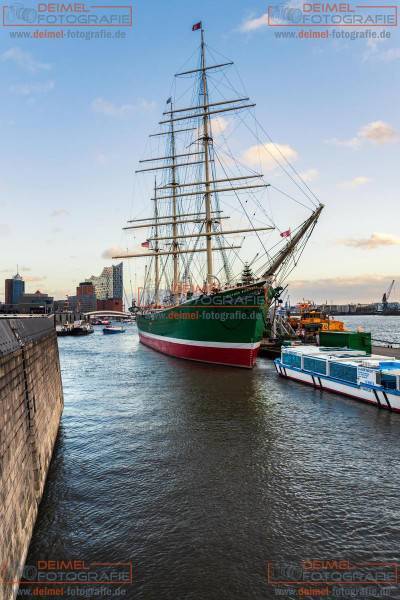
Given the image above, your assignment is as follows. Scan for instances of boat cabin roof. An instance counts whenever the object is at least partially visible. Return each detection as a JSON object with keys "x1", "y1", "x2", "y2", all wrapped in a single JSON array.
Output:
[{"x1": 282, "y1": 345, "x2": 398, "y2": 369}]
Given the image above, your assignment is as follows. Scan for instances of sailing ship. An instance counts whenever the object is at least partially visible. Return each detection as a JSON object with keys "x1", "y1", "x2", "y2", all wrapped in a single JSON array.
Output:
[{"x1": 114, "y1": 23, "x2": 323, "y2": 368}]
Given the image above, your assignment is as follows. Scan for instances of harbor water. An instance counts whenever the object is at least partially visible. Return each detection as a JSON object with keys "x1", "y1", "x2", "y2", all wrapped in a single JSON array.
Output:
[{"x1": 26, "y1": 316, "x2": 400, "y2": 599}]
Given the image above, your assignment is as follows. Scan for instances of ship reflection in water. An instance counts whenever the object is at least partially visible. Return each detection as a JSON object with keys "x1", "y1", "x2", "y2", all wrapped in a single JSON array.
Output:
[{"x1": 27, "y1": 323, "x2": 400, "y2": 599}]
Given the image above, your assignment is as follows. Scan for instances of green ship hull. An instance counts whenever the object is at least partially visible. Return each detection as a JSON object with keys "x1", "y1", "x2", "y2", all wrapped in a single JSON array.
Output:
[{"x1": 137, "y1": 281, "x2": 267, "y2": 368}]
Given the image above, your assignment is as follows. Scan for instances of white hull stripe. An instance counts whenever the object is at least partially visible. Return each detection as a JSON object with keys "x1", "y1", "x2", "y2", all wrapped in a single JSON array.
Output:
[{"x1": 139, "y1": 330, "x2": 260, "y2": 350}]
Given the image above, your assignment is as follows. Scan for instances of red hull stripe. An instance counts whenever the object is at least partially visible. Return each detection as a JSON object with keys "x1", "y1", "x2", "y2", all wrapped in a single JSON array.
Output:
[{"x1": 139, "y1": 332, "x2": 259, "y2": 368}]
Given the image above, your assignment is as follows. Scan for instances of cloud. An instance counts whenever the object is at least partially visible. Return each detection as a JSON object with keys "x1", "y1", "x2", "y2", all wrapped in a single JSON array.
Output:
[
  {"x1": 339, "y1": 232, "x2": 400, "y2": 250},
  {"x1": 242, "y1": 142, "x2": 298, "y2": 171},
  {"x1": 92, "y1": 97, "x2": 156, "y2": 118},
  {"x1": 299, "y1": 168, "x2": 319, "y2": 182},
  {"x1": 50, "y1": 208, "x2": 69, "y2": 217},
  {"x1": 1, "y1": 47, "x2": 51, "y2": 73},
  {"x1": 326, "y1": 136, "x2": 360, "y2": 149},
  {"x1": 359, "y1": 121, "x2": 398, "y2": 144},
  {"x1": 9, "y1": 80, "x2": 55, "y2": 96},
  {"x1": 240, "y1": 13, "x2": 270, "y2": 32},
  {"x1": 327, "y1": 120, "x2": 398, "y2": 148},
  {"x1": 338, "y1": 176, "x2": 372, "y2": 188},
  {"x1": 102, "y1": 246, "x2": 131, "y2": 259},
  {"x1": 210, "y1": 116, "x2": 229, "y2": 136}
]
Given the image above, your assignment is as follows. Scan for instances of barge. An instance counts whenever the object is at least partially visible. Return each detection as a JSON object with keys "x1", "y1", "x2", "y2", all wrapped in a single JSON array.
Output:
[{"x1": 274, "y1": 345, "x2": 400, "y2": 412}]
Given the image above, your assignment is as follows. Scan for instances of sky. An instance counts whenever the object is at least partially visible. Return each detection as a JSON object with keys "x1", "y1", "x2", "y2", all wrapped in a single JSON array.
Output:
[{"x1": 0, "y1": 0, "x2": 399, "y2": 304}]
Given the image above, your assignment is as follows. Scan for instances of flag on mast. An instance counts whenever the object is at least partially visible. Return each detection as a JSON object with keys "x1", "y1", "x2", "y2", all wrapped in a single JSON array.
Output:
[
  {"x1": 280, "y1": 229, "x2": 291, "y2": 238},
  {"x1": 166, "y1": 97, "x2": 172, "y2": 104},
  {"x1": 141, "y1": 240, "x2": 150, "y2": 248},
  {"x1": 192, "y1": 21, "x2": 202, "y2": 31}
]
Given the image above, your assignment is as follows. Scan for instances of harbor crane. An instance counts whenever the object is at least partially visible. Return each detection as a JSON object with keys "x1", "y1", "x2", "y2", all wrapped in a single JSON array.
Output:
[{"x1": 382, "y1": 280, "x2": 395, "y2": 310}]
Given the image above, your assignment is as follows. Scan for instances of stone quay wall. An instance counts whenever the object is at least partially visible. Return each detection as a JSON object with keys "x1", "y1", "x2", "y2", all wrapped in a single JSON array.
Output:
[{"x1": 0, "y1": 318, "x2": 64, "y2": 600}]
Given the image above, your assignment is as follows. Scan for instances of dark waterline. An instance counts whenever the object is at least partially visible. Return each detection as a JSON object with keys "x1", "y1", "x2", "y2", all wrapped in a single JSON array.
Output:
[{"x1": 27, "y1": 320, "x2": 400, "y2": 599}]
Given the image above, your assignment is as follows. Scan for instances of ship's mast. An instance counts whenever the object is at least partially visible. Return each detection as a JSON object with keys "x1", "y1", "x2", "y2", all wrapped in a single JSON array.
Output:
[
  {"x1": 153, "y1": 178, "x2": 160, "y2": 306},
  {"x1": 169, "y1": 101, "x2": 179, "y2": 300},
  {"x1": 200, "y1": 27, "x2": 214, "y2": 289}
]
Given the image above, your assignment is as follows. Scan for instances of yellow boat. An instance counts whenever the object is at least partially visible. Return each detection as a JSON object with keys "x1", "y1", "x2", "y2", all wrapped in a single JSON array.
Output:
[{"x1": 289, "y1": 302, "x2": 346, "y2": 334}]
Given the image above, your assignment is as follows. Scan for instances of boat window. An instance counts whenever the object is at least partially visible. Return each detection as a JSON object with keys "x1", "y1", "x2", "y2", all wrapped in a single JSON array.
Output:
[
  {"x1": 381, "y1": 374, "x2": 397, "y2": 390},
  {"x1": 330, "y1": 362, "x2": 358, "y2": 384},
  {"x1": 303, "y1": 356, "x2": 327, "y2": 375},
  {"x1": 282, "y1": 353, "x2": 301, "y2": 368}
]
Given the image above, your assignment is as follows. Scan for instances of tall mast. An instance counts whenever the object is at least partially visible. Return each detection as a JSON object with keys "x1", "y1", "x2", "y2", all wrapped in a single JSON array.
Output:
[
  {"x1": 200, "y1": 27, "x2": 214, "y2": 289},
  {"x1": 153, "y1": 178, "x2": 160, "y2": 306},
  {"x1": 169, "y1": 101, "x2": 179, "y2": 300}
]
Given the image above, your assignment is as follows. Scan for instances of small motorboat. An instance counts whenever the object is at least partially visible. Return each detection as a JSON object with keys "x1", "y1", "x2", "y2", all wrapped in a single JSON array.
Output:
[
  {"x1": 103, "y1": 326, "x2": 126, "y2": 335},
  {"x1": 56, "y1": 321, "x2": 94, "y2": 337}
]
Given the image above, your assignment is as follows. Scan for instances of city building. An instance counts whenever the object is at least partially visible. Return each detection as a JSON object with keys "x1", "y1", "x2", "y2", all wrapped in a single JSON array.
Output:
[
  {"x1": 5, "y1": 272, "x2": 25, "y2": 305},
  {"x1": 53, "y1": 299, "x2": 69, "y2": 313},
  {"x1": 96, "y1": 298, "x2": 123, "y2": 312},
  {"x1": 87, "y1": 262, "x2": 123, "y2": 310},
  {"x1": 76, "y1": 281, "x2": 97, "y2": 313},
  {"x1": 18, "y1": 290, "x2": 54, "y2": 314}
]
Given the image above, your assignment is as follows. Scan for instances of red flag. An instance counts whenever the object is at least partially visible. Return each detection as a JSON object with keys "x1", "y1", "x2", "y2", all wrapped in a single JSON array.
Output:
[
  {"x1": 141, "y1": 240, "x2": 150, "y2": 248},
  {"x1": 192, "y1": 21, "x2": 202, "y2": 31},
  {"x1": 280, "y1": 229, "x2": 291, "y2": 238}
]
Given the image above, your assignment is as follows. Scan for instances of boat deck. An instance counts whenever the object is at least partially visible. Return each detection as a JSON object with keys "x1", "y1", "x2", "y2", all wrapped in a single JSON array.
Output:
[{"x1": 259, "y1": 341, "x2": 400, "y2": 360}]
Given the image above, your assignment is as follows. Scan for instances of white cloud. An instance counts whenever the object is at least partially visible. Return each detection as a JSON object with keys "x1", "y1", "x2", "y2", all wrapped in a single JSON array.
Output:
[
  {"x1": 50, "y1": 208, "x2": 69, "y2": 218},
  {"x1": 9, "y1": 80, "x2": 55, "y2": 96},
  {"x1": 339, "y1": 232, "x2": 400, "y2": 250},
  {"x1": 326, "y1": 120, "x2": 398, "y2": 149},
  {"x1": 240, "y1": 13, "x2": 270, "y2": 32},
  {"x1": 1, "y1": 47, "x2": 50, "y2": 73},
  {"x1": 242, "y1": 142, "x2": 298, "y2": 171},
  {"x1": 359, "y1": 121, "x2": 398, "y2": 144},
  {"x1": 299, "y1": 168, "x2": 319, "y2": 182},
  {"x1": 102, "y1": 246, "x2": 130, "y2": 259},
  {"x1": 326, "y1": 136, "x2": 360, "y2": 149},
  {"x1": 92, "y1": 97, "x2": 156, "y2": 118},
  {"x1": 338, "y1": 176, "x2": 372, "y2": 188},
  {"x1": 210, "y1": 116, "x2": 229, "y2": 136}
]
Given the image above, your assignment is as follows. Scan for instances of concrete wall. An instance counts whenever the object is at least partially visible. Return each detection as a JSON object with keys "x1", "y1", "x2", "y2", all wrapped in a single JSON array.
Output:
[{"x1": 0, "y1": 318, "x2": 64, "y2": 600}]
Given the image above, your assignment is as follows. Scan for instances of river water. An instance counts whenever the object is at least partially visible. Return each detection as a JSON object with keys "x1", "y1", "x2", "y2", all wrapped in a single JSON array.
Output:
[
  {"x1": 26, "y1": 317, "x2": 400, "y2": 599},
  {"x1": 341, "y1": 314, "x2": 400, "y2": 346}
]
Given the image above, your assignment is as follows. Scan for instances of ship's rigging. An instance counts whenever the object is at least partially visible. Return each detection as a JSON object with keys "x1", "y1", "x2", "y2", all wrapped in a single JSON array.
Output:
[{"x1": 113, "y1": 25, "x2": 323, "y2": 307}]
